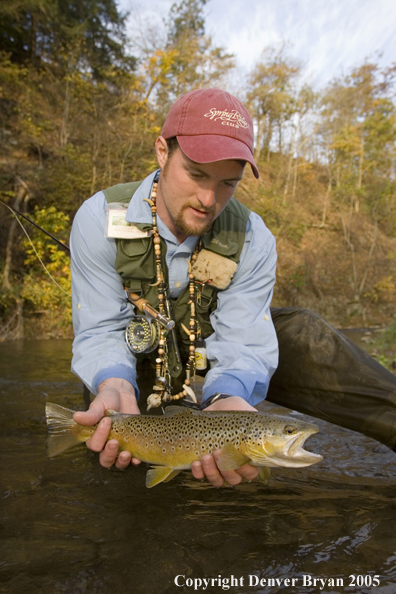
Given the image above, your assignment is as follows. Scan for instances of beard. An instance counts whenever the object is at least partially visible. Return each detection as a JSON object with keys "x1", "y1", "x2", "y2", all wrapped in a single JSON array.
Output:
[{"x1": 173, "y1": 202, "x2": 215, "y2": 238}]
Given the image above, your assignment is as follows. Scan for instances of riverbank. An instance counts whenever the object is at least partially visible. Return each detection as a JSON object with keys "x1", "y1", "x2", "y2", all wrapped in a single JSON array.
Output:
[
  {"x1": 3, "y1": 316, "x2": 395, "y2": 375},
  {"x1": 353, "y1": 323, "x2": 396, "y2": 374}
]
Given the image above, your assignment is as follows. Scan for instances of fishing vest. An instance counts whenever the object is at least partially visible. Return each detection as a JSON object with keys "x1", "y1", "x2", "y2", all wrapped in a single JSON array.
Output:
[{"x1": 103, "y1": 180, "x2": 250, "y2": 381}]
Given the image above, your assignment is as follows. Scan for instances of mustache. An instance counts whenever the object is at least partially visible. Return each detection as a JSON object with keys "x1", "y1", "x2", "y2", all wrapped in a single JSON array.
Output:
[{"x1": 184, "y1": 201, "x2": 215, "y2": 215}]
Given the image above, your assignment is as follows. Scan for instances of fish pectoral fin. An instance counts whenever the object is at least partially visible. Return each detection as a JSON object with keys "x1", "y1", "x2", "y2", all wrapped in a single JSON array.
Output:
[
  {"x1": 162, "y1": 469, "x2": 182, "y2": 483},
  {"x1": 262, "y1": 440, "x2": 276, "y2": 456},
  {"x1": 239, "y1": 442, "x2": 273, "y2": 465},
  {"x1": 257, "y1": 466, "x2": 271, "y2": 484},
  {"x1": 146, "y1": 466, "x2": 178, "y2": 488},
  {"x1": 216, "y1": 444, "x2": 251, "y2": 472}
]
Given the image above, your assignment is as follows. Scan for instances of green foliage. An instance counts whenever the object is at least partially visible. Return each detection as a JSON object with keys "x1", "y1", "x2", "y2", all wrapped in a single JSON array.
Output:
[
  {"x1": 0, "y1": 2, "x2": 395, "y2": 337},
  {"x1": 247, "y1": 45, "x2": 302, "y2": 156},
  {"x1": 21, "y1": 206, "x2": 72, "y2": 327},
  {"x1": 359, "y1": 323, "x2": 396, "y2": 372},
  {"x1": 378, "y1": 323, "x2": 396, "y2": 349},
  {"x1": 144, "y1": 0, "x2": 234, "y2": 112},
  {"x1": 288, "y1": 265, "x2": 307, "y2": 289},
  {"x1": 0, "y1": 0, "x2": 135, "y2": 79},
  {"x1": 321, "y1": 62, "x2": 396, "y2": 198}
]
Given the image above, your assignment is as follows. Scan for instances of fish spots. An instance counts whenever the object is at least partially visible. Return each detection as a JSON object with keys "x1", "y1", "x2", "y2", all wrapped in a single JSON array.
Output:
[{"x1": 105, "y1": 409, "x2": 315, "y2": 471}]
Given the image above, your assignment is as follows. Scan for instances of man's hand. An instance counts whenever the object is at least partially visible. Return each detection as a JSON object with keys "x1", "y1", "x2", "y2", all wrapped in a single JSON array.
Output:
[
  {"x1": 191, "y1": 396, "x2": 259, "y2": 487},
  {"x1": 73, "y1": 378, "x2": 141, "y2": 470}
]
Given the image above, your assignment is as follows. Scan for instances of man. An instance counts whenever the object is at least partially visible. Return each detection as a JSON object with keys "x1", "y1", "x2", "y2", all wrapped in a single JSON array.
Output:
[
  {"x1": 70, "y1": 88, "x2": 396, "y2": 487},
  {"x1": 70, "y1": 88, "x2": 278, "y2": 486}
]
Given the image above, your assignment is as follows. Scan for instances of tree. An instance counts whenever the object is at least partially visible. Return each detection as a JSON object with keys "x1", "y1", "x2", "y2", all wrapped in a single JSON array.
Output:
[
  {"x1": 319, "y1": 62, "x2": 396, "y2": 301},
  {"x1": 20, "y1": 206, "x2": 72, "y2": 337},
  {"x1": 321, "y1": 62, "x2": 396, "y2": 213},
  {"x1": 0, "y1": 0, "x2": 136, "y2": 79},
  {"x1": 140, "y1": 0, "x2": 234, "y2": 114},
  {"x1": 247, "y1": 46, "x2": 301, "y2": 161}
]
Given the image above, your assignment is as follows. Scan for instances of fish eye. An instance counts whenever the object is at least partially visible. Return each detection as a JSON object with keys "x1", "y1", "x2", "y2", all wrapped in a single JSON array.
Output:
[{"x1": 284, "y1": 425, "x2": 297, "y2": 435}]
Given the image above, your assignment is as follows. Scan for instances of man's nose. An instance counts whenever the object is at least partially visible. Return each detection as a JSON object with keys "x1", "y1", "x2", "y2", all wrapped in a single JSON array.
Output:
[{"x1": 197, "y1": 187, "x2": 216, "y2": 209}]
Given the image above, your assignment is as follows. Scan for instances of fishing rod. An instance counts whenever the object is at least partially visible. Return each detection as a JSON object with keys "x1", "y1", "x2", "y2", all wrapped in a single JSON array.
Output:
[{"x1": 0, "y1": 198, "x2": 70, "y2": 252}]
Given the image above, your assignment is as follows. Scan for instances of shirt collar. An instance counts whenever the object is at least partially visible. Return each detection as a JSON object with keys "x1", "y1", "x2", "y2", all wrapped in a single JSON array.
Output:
[{"x1": 125, "y1": 170, "x2": 158, "y2": 225}]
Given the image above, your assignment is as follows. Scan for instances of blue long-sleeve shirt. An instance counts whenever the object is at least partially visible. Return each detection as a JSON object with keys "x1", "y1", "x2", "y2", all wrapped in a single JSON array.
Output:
[{"x1": 70, "y1": 171, "x2": 278, "y2": 406}]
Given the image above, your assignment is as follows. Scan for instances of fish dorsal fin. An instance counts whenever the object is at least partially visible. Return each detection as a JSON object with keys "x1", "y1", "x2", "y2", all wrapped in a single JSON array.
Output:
[
  {"x1": 105, "y1": 410, "x2": 138, "y2": 418},
  {"x1": 163, "y1": 406, "x2": 192, "y2": 416},
  {"x1": 257, "y1": 466, "x2": 271, "y2": 484},
  {"x1": 146, "y1": 466, "x2": 177, "y2": 488},
  {"x1": 216, "y1": 443, "x2": 251, "y2": 472}
]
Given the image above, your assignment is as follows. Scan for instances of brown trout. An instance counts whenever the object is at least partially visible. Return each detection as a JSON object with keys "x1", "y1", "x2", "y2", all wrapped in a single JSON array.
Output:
[{"x1": 45, "y1": 403, "x2": 322, "y2": 488}]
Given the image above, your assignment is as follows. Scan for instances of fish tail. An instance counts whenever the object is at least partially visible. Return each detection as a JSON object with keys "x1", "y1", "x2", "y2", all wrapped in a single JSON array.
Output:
[{"x1": 45, "y1": 402, "x2": 91, "y2": 457}]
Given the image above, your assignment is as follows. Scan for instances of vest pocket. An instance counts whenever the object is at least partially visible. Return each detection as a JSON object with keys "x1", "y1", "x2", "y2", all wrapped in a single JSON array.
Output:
[{"x1": 119, "y1": 237, "x2": 151, "y2": 257}]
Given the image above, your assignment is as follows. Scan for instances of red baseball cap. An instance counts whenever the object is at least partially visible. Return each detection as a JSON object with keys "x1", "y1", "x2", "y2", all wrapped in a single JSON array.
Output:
[{"x1": 161, "y1": 88, "x2": 259, "y2": 179}]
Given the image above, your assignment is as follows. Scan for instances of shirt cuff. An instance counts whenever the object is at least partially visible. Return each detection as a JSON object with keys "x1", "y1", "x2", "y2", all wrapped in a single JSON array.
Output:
[
  {"x1": 201, "y1": 371, "x2": 270, "y2": 408},
  {"x1": 92, "y1": 364, "x2": 139, "y2": 398}
]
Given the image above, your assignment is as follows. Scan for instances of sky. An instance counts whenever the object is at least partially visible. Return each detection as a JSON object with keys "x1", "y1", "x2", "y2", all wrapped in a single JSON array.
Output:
[{"x1": 119, "y1": 0, "x2": 396, "y2": 90}]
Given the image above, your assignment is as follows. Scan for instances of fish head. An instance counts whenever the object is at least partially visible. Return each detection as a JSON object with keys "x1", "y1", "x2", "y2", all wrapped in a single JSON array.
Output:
[{"x1": 248, "y1": 414, "x2": 323, "y2": 468}]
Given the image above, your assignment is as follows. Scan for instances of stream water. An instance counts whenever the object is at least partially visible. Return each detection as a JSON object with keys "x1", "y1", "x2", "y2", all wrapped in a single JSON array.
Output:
[{"x1": 1, "y1": 339, "x2": 395, "y2": 594}]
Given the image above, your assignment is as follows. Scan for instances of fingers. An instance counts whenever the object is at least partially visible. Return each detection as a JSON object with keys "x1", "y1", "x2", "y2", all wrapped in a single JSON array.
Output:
[
  {"x1": 73, "y1": 401, "x2": 106, "y2": 426},
  {"x1": 99, "y1": 443, "x2": 131, "y2": 470},
  {"x1": 98, "y1": 439, "x2": 120, "y2": 468},
  {"x1": 85, "y1": 416, "x2": 112, "y2": 452},
  {"x1": 233, "y1": 462, "x2": 259, "y2": 482},
  {"x1": 191, "y1": 452, "x2": 259, "y2": 487},
  {"x1": 192, "y1": 455, "x2": 225, "y2": 488},
  {"x1": 72, "y1": 390, "x2": 141, "y2": 470},
  {"x1": 98, "y1": 443, "x2": 141, "y2": 469},
  {"x1": 75, "y1": 404, "x2": 141, "y2": 470}
]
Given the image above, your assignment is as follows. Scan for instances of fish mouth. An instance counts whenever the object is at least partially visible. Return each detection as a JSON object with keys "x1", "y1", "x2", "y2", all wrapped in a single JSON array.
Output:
[{"x1": 272, "y1": 426, "x2": 323, "y2": 468}]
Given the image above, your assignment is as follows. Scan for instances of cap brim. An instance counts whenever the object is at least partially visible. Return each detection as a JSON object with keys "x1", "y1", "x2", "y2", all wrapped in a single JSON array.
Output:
[{"x1": 177, "y1": 135, "x2": 259, "y2": 179}]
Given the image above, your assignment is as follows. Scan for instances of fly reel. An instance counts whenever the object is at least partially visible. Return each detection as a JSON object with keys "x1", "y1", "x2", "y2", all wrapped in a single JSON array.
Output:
[{"x1": 125, "y1": 316, "x2": 160, "y2": 354}]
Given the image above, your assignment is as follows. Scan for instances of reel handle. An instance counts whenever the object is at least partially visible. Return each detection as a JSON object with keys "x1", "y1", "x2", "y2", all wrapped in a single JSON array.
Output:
[{"x1": 126, "y1": 291, "x2": 175, "y2": 331}]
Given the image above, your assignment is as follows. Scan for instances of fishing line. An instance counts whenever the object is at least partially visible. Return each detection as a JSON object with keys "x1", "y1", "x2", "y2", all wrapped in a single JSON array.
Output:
[
  {"x1": 0, "y1": 198, "x2": 70, "y2": 252},
  {"x1": 2, "y1": 202, "x2": 71, "y2": 298}
]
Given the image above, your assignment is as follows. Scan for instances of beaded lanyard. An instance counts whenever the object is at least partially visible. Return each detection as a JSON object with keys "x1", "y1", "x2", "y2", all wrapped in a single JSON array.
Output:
[{"x1": 145, "y1": 178, "x2": 199, "y2": 409}]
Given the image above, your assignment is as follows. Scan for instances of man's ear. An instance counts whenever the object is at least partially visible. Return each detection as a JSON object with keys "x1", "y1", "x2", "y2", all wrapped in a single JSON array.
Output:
[{"x1": 155, "y1": 136, "x2": 169, "y2": 169}]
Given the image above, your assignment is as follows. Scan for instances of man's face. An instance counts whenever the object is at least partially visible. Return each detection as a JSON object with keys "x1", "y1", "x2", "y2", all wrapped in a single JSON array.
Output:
[{"x1": 155, "y1": 137, "x2": 245, "y2": 243}]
